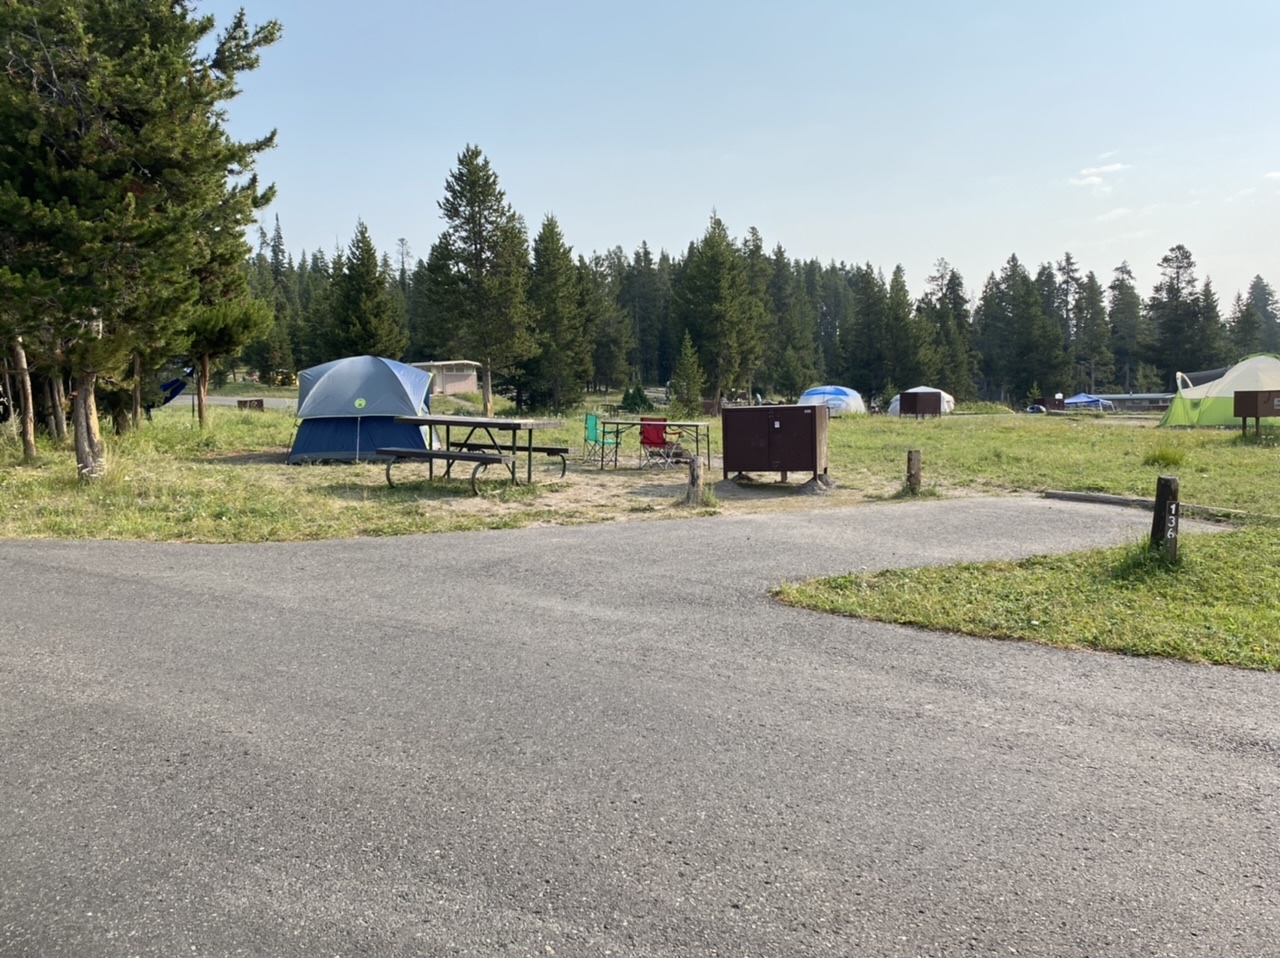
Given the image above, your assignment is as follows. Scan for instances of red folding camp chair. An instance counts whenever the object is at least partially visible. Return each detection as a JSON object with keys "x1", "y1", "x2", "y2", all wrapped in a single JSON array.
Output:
[{"x1": 639, "y1": 417, "x2": 679, "y2": 468}]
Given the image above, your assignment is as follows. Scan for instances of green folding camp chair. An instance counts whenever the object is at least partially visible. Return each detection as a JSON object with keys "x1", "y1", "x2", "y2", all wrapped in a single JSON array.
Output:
[{"x1": 583, "y1": 412, "x2": 619, "y2": 464}]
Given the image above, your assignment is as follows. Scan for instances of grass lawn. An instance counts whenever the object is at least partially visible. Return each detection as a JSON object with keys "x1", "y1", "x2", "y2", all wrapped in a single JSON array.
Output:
[{"x1": 775, "y1": 529, "x2": 1280, "y2": 671}]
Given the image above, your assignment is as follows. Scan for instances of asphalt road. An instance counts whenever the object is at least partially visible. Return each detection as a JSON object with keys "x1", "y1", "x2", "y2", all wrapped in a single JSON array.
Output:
[
  {"x1": 2, "y1": 498, "x2": 1276, "y2": 957},
  {"x1": 204, "y1": 394, "x2": 295, "y2": 411}
]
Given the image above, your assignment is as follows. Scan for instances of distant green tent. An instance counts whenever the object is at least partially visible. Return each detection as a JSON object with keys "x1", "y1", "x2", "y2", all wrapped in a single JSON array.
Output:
[{"x1": 1159, "y1": 354, "x2": 1280, "y2": 427}]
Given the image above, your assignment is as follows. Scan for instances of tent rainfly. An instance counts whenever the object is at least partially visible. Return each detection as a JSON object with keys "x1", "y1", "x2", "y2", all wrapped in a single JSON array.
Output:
[
  {"x1": 797, "y1": 385, "x2": 866, "y2": 416},
  {"x1": 1159, "y1": 354, "x2": 1280, "y2": 428},
  {"x1": 886, "y1": 386, "x2": 956, "y2": 416},
  {"x1": 288, "y1": 355, "x2": 434, "y2": 464}
]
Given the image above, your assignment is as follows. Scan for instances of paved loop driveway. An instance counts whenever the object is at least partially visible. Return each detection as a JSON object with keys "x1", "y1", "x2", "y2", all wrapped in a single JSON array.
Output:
[{"x1": 2, "y1": 498, "x2": 1275, "y2": 957}]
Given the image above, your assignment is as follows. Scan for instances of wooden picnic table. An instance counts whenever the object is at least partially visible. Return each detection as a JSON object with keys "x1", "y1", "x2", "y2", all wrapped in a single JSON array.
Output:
[{"x1": 394, "y1": 414, "x2": 565, "y2": 485}]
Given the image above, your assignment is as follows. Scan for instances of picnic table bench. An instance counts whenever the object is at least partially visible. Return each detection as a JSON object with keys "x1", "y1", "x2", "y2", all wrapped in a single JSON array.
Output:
[
  {"x1": 376, "y1": 446, "x2": 516, "y2": 495},
  {"x1": 448, "y1": 441, "x2": 570, "y2": 478}
]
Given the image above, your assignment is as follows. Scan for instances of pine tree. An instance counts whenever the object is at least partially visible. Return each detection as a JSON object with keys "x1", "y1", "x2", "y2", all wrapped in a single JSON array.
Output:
[
  {"x1": 885, "y1": 264, "x2": 938, "y2": 390},
  {"x1": 917, "y1": 260, "x2": 976, "y2": 401},
  {"x1": 1197, "y1": 277, "x2": 1227, "y2": 370},
  {"x1": 1229, "y1": 293, "x2": 1263, "y2": 359},
  {"x1": 763, "y1": 243, "x2": 816, "y2": 399},
  {"x1": 1246, "y1": 275, "x2": 1279, "y2": 353},
  {"x1": 433, "y1": 145, "x2": 535, "y2": 415},
  {"x1": 844, "y1": 264, "x2": 890, "y2": 396},
  {"x1": 671, "y1": 214, "x2": 763, "y2": 403},
  {"x1": 1149, "y1": 245, "x2": 1202, "y2": 386},
  {"x1": 1073, "y1": 272, "x2": 1112, "y2": 392},
  {"x1": 581, "y1": 254, "x2": 631, "y2": 392},
  {"x1": 322, "y1": 221, "x2": 408, "y2": 361},
  {"x1": 520, "y1": 215, "x2": 589, "y2": 411},
  {"x1": 187, "y1": 298, "x2": 273, "y2": 425},
  {"x1": 1107, "y1": 262, "x2": 1150, "y2": 392},
  {"x1": 668, "y1": 331, "x2": 706, "y2": 419},
  {"x1": 0, "y1": 1, "x2": 279, "y2": 476}
]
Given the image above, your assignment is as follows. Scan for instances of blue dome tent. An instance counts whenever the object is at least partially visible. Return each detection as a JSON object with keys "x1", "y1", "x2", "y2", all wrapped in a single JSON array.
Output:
[
  {"x1": 288, "y1": 356, "x2": 433, "y2": 464},
  {"x1": 797, "y1": 385, "x2": 866, "y2": 416}
]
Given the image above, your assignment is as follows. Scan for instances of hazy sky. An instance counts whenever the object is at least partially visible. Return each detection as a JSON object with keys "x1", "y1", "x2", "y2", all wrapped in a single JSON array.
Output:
[{"x1": 201, "y1": 0, "x2": 1280, "y2": 302}]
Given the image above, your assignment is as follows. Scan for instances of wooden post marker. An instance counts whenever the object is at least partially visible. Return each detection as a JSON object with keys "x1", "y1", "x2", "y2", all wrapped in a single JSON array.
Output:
[
  {"x1": 1150, "y1": 475, "x2": 1179, "y2": 561},
  {"x1": 907, "y1": 449, "x2": 922, "y2": 493},
  {"x1": 684, "y1": 454, "x2": 704, "y2": 506}
]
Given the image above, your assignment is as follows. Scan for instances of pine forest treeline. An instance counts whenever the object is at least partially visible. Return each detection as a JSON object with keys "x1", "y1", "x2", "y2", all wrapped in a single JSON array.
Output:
[{"x1": 242, "y1": 146, "x2": 1280, "y2": 414}]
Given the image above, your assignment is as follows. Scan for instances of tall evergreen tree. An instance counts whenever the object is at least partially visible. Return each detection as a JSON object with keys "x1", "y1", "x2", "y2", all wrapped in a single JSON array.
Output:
[
  {"x1": 1198, "y1": 277, "x2": 1226, "y2": 370},
  {"x1": 884, "y1": 264, "x2": 937, "y2": 391},
  {"x1": 520, "y1": 214, "x2": 589, "y2": 411},
  {"x1": 1073, "y1": 271, "x2": 1112, "y2": 392},
  {"x1": 917, "y1": 260, "x2": 976, "y2": 400},
  {"x1": 671, "y1": 214, "x2": 762, "y2": 403},
  {"x1": 763, "y1": 244, "x2": 817, "y2": 399},
  {"x1": 581, "y1": 253, "x2": 631, "y2": 392},
  {"x1": 844, "y1": 264, "x2": 890, "y2": 396},
  {"x1": 0, "y1": 1, "x2": 280, "y2": 476},
  {"x1": 1246, "y1": 275, "x2": 1279, "y2": 353},
  {"x1": 322, "y1": 221, "x2": 408, "y2": 360},
  {"x1": 1107, "y1": 262, "x2": 1152, "y2": 392},
  {"x1": 617, "y1": 241, "x2": 673, "y2": 385},
  {"x1": 1228, "y1": 292, "x2": 1263, "y2": 359},
  {"x1": 433, "y1": 145, "x2": 535, "y2": 415},
  {"x1": 1148, "y1": 245, "x2": 1204, "y2": 385}
]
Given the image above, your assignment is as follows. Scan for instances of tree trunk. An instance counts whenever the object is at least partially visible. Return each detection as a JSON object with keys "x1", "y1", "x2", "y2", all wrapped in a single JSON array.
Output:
[
  {"x1": 71, "y1": 371, "x2": 105, "y2": 478},
  {"x1": 131, "y1": 352, "x2": 142, "y2": 432},
  {"x1": 43, "y1": 377, "x2": 57, "y2": 436},
  {"x1": 197, "y1": 352, "x2": 210, "y2": 428},
  {"x1": 1, "y1": 355, "x2": 12, "y2": 421},
  {"x1": 50, "y1": 372, "x2": 68, "y2": 440},
  {"x1": 481, "y1": 360, "x2": 494, "y2": 416},
  {"x1": 11, "y1": 338, "x2": 38, "y2": 462}
]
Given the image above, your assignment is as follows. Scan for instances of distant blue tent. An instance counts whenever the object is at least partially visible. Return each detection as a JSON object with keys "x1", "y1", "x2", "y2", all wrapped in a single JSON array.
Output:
[
  {"x1": 288, "y1": 356, "x2": 433, "y2": 464},
  {"x1": 797, "y1": 385, "x2": 866, "y2": 415},
  {"x1": 1063, "y1": 392, "x2": 1115, "y2": 412}
]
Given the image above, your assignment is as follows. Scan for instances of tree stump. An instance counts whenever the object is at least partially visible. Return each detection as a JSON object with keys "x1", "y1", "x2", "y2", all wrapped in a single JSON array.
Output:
[
  {"x1": 907, "y1": 449, "x2": 921, "y2": 493},
  {"x1": 684, "y1": 455, "x2": 704, "y2": 506}
]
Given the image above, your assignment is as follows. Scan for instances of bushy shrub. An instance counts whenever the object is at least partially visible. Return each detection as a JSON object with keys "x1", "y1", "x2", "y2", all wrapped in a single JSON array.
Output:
[{"x1": 620, "y1": 385, "x2": 654, "y2": 413}]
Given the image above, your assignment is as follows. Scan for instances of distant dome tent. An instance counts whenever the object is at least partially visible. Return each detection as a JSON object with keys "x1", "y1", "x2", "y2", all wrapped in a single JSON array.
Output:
[
  {"x1": 288, "y1": 355, "x2": 434, "y2": 464},
  {"x1": 886, "y1": 386, "x2": 955, "y2": 416},
  {"x1": 797, "y1": 385, "x2": 866, "y2": 416},
  {"x1": 1159, "y1": 355, "x2": 1280, "y2": 428}
]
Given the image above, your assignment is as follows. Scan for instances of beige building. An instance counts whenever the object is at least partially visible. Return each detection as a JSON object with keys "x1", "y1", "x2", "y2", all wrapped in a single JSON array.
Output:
[{"x1": 411, "y1": 360, "x2": 480, "y2": 396}]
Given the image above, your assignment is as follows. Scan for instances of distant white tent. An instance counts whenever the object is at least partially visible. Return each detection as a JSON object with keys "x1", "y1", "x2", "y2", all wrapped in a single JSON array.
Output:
[
  {"x1": 798, "y1": 385, "x2": 866, "y2": 416},
  {"x1": 886, "y1": 386, "x2": 955, "y2": 417}
]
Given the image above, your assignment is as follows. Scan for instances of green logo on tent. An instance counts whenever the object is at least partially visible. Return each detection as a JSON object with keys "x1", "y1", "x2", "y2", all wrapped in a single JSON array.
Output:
[{"x1": 354, "y1": 397, "x2": 366, "y2": 409}]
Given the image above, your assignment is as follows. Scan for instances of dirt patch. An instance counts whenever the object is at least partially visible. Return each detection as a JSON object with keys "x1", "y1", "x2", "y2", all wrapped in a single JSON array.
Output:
[{"x1": 418, "y1": 455, "x2": 915, "y2": 526}]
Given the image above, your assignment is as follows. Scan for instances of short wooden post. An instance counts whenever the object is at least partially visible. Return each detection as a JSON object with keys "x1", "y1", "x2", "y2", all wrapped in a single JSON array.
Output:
[
  {"x1": 1150, "y1": 475, "x2": 1179, "y2": 561},
  {"x1": 907, "y1": 449, "x2": 921, "y2": 493},
  {"x1": 684, "y1": 455, "x2": 704, "y2": 506}
]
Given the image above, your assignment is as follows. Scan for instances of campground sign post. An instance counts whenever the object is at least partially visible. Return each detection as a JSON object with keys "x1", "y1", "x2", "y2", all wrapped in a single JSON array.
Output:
[{"x1": 1151, "y1": 475, "x2": 1179, "y2": 562}]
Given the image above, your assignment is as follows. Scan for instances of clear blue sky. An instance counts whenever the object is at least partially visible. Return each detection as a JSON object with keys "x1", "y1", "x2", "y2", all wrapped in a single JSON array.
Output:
[{"x1": 202, "y1": 0, "x2": 1280, "y2": 303}]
